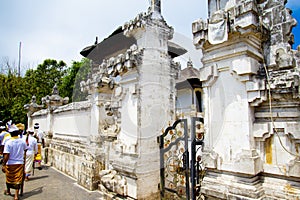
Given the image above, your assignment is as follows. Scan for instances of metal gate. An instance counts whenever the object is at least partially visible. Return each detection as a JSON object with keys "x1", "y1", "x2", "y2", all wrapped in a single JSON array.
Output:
[{"x1": 159, "y1": 117, "x2": 205, "y2": 200}]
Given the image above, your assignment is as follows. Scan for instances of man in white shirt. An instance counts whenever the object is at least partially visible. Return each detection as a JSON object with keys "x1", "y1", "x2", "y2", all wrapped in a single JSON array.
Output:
[
  {"x1": 33, "y1": 123, "x2": 44, "y2": 170},
  {"x1": 33, "y1": 123, "x2": 44, "y2": 147},
  {"x1": 0, "y1": 121, "x2": 10, "y2": 152},
  {"x1": 2, "y1": 125, "x2": 27, "y2": 200},
  {"x1": 0, "y1": 121, "x2": 10, "y2": 165}
]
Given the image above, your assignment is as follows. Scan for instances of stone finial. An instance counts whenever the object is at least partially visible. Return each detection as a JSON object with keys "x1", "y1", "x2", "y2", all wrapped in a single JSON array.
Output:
[
  {"x1": 149, "y1": 0, "x2": 163, "y2": 19},
  {"x1": 52, "y1": 83, "x2": 59, "y2": 95},
  {"x1": 24, "y1": 95, "x2": 44, "y2": 114},
  {"x1": 31, "y1": 95, "x2": 37, "y2": 103},
  {"x1": 187, "y1": 58, "x2": 193, "y2": 68},
  {"x1": 151, "y1": 0, "x2": 161, "y2": 14},
  {"x1": 41, "y1": 84, "x2": 69, "y2": 111}
]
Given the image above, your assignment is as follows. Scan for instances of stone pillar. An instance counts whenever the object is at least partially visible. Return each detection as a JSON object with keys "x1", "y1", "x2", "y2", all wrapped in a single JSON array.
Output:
[
  {"x1": 46, "y1": 109, "x2": 53, "y2": 137},
  {"x1": 120, "y1": 13, "x2": 175, "y2": 199},
  {"x1": 194, "y1": 0, "x2": 264, "y2": 174},
  {"x1": 137, "y1": 27, "x2": 173, "y2": 200},
  {"x1": 27, "y1": 113, "x2": 33, "y2": 128},
  {"x1": 193, "y1": 1, "x2": 265, "y2": 199},
  {"x1": 89, "y1": 92, "x2": 100, "y2": 142}
]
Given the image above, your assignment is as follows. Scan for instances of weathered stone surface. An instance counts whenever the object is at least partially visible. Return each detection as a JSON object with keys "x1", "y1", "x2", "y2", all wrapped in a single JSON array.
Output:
[
  {"x1": 28, "y1": 5, "x2": 178, "y2": 200},
  {"x1": 193, "y1": 0, "x2": 300, "y2": 199},
  {"x1": 24, "y1": 0, "x2": 300, "y2": 199}
]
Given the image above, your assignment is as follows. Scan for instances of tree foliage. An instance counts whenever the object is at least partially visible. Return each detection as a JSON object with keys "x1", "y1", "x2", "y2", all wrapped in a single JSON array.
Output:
[
  {"x1": 59, "y1": 58, "x2": 91, "y2": 102},
  {"x1": 0, "y1": 58, "x2": 90, "y2": 126},
  {"x1": 24, "y1": 59, "x2": 67, "y2": 104},
  {"x1": 0, "y1": 74, "x2": 28, "y2": 123}
]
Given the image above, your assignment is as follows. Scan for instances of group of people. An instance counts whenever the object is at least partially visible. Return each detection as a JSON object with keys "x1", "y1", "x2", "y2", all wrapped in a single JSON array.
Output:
[{"x1": 0, "y1": 121, "x2": 44, "y2": 200}]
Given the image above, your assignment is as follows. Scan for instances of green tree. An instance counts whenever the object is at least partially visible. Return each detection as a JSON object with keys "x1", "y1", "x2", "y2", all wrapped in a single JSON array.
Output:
[
  {"x1": 24, "y1": 59, "x2": 67, "y2": 105},
  {"x1": 59, "y1": 58, "x2": 91, "y2": 102},
  {"x1": 0, "y1": 59, "x2": 67, "y2": 125},
  {"x1": 0, "y1": 73, "x2": 28, "y2": 124},
  {"x1": 0, "y1": 58, "x2": 92, "y2": 125},
  {"x1": 0, "y1": 74, "x2": 12, "y2": 122}
]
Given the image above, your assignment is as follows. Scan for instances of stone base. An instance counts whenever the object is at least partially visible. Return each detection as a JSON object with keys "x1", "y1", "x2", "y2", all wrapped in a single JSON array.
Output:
[
  {"x1": 201, "y1": 170, "x2": 264, "y2": 200},
  {"x1": 263, "y1": 175, "x2": 300, "y2": 199},
  {"x1": 201, "y1": 169, "x2": 300, "y2": 199},
  {"x1": 46, "y1": 139, "x2": 104, "y2": 191},
  {"x1": 98, "y1": 186, "x2": 159, "y2": 200}
]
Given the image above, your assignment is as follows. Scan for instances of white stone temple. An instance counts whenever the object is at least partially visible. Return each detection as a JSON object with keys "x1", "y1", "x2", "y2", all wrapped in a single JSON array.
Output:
[
  {"x1": 26, "y1": 0, "x2": 300, "y2": 199},
  {"x1": 192, "y1": 0, "x2": 300, "y2": 199}
]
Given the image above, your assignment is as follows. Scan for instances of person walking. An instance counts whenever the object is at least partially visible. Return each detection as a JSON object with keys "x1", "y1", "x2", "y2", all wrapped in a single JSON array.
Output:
[
  {"x1": 0, "y1": 121, "x2": 11, "y2": 154},
  {"x1": 0, "y1": 121, "x2": 11, "y2": 165},
  {"x1": 33, "y1": 123, "x2": 44, "y2": 170},
  {"x1": 16, "y1": 123, "x2": 25, "y2": 139},
  {"x1": 23, "y1": 128, "x2": 37, "y2": 181},
  {"x1": 0, "y1": 121, "x2": 8, "y2": 142},
  {"x1": 2, "y1": 125, "x2": 27, "y2": 200},
  {"x1": 0, "y1": 121, "x2": 8, "y2": 162}
]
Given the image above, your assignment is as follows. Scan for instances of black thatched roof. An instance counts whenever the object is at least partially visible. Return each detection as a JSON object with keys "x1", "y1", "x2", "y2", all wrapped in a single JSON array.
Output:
[{"x1": 80, "y1": 26, "x2": 187, "y2": 64}]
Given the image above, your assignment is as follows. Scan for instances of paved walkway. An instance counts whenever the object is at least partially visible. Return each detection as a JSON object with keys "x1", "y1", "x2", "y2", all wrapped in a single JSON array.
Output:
[{"x1": 0, "y1": 165, "x2": 102, "y2": 200}]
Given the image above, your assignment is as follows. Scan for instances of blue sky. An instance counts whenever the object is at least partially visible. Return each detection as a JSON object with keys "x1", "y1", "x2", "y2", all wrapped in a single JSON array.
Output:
[
  {"x1": 0, "y1": 0, "x2": 205, "y2": 68},
  {"x1": 0, "y1": 0, "x2": 299, "y2": 69},
  {"x1": 287, "y1": 0, "x2": 300, "y2": 49}
]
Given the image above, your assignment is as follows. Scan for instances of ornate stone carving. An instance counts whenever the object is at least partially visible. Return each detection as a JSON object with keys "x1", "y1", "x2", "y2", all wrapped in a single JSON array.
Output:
[
  {"x1": 99, "y1": 170, "x2": 127, "y2": 196},
  {"x1": 80, "y1": 45, "x2": 143, "y2": 94},
  {"x1": 246, "y1": 66, "x2": 267, "y2": 106},
  {"x1": 41, "y1": 84, "x2": 69, "y2": 111},
  {"x1": 24, "y1": 95, "x2": 44, "y2": 115},
  {"x1": 275, "y1": 48, "x2": 295, "y2": 69},
  {"x1": 193, "y1": 0, "x2": 260, "y2": 49},
  {"x1": 123, "y1": 11, "x2": 173, "y2": 40},
  {"x1": 98, "y1": 101, "x2": 120, "y2": 138},
  {"x1": 53, "y1": 101, "x2": 91, "y2": 113},
  {"x1": 123, "y1": 12, "x2": 148, "y2": 37},
  {"x1": 150, "y1": 0, "x2": 161, "y2": 15},
  {"x1": 268, "y1": 69, "x2": 300, "y2": 98},
  {"x1": 202, "y1": 150, "x2": 219, "y2": 169},
  {"x1": 192, "y1": 19, "x2": 208, "y2": 49},
  {"x1": 257, "y1": 0, "x2": 297, "y2": 66}
]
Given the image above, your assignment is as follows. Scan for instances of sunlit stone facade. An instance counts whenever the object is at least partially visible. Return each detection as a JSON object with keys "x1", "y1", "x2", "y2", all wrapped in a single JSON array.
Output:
[
  {"x1": 26, "y1": 0, "x2": 300, "y2": 199},
  {"x1": 193, "y1": 0, "x2": 300, "y2": 199}
]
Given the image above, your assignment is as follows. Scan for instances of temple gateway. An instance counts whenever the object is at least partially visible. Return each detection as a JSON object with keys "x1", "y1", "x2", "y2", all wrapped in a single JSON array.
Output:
[{"x1": 26, "y1": 0, "x2": 300, "y2": 199}]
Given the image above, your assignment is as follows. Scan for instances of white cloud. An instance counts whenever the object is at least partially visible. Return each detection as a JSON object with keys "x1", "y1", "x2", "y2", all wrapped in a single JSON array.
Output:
[{"x1": 0, "y1": 0, "x2": 207, "y2": 67}]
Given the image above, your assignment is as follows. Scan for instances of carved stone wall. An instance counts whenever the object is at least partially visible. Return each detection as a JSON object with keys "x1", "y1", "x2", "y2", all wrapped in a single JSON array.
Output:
[
  {"x1": 27, "y1": 0, "x2": 300, "y2": 199},
  {"x1": 30, "y1": 6, "x2": 178, "y2": 200},
  {"x1": 193, "y1": 0, "x2": 300, "y2": 199}
]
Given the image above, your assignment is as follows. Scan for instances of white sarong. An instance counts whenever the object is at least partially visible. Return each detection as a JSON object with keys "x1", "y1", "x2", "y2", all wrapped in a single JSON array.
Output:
[{"x1": 25, "y1": 154, "x2": 34, "y2": 174}]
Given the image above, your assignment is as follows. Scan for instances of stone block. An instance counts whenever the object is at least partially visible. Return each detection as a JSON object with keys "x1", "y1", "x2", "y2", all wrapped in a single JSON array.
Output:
[
  {"x1": 232, "y1": 57, "x2": 259, "y2": 76},
  {"x1": 222, "y1": 149, "x2": 263, "y2": 175}
]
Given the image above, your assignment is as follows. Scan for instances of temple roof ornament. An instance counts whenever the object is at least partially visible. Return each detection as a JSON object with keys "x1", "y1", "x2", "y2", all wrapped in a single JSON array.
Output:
[
  {"x1": 176, "y1": 60, "x2": 201, "y2": 88},
  {"x1": 151, "y1": 0, "x2": 161, "y2": 14},
  {"x1": 80, "y1": 44, "x2": 143, "y2": 94},
  {"x1": 193, "y1": 0, "x2": 300, "y2": 105},
  {"x1": 150, "y1": 0, "x2": 162, "y2": 19},
  {"x1": 24, "y1": 95, "x2": 44, "y2": 114},
  {"x1": 41, "y1": 84, "x2": 69, "y2": 111}
]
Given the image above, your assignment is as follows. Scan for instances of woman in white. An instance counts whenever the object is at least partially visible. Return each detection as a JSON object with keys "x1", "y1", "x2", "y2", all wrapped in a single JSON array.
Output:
[{"x1": 23, "y1": 128, "x2": 37, "y2": 181}]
